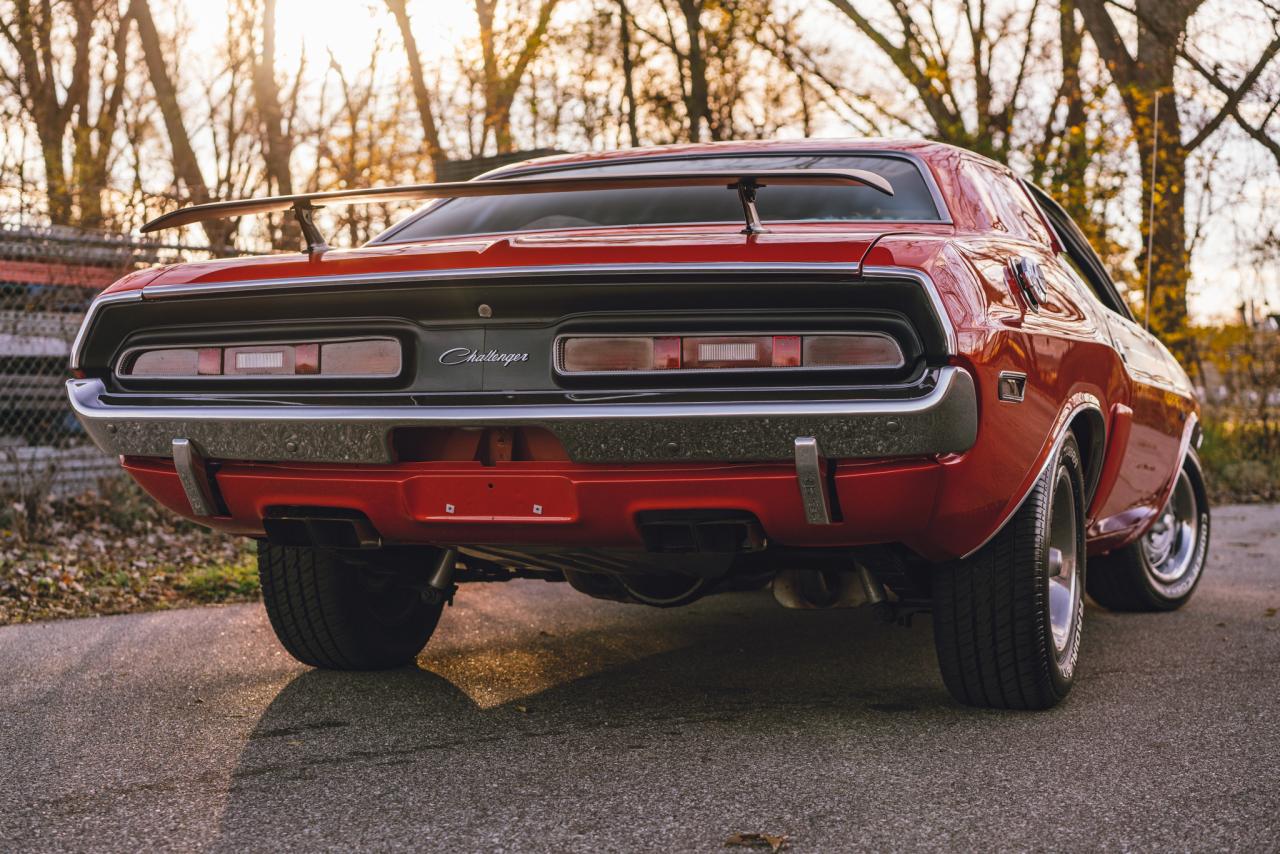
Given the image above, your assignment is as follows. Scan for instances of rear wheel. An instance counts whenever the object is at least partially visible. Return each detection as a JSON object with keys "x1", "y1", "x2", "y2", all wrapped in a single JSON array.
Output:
[
  {"x1": 1087, "y1": 451, "x2": 1210, "y2": 612},
  {"x1": 258, "y1": 542, "x2": 446, "y2": 669},
  {"x1": 932, "y1": 434, "x2": 1086, "y2": 709}
]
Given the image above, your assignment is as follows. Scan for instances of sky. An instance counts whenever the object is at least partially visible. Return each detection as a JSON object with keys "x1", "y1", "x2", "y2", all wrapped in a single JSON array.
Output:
[{"x1": 181, "y1": 0, "x2": 473, "y2": 67}]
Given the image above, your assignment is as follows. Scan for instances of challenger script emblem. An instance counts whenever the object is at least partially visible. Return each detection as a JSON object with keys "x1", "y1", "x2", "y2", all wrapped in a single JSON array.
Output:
[{"x1": 439, "y1": 347, "x2": 530, "y2": 367}]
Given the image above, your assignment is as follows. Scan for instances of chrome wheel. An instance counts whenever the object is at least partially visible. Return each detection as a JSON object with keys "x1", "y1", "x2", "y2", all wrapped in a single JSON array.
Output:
[
  {"x1": 1047, "y1": 467, "x2": 1081, "y2": 658},
  {"x1": 1143, "y1": 469, "x2": 1200, "y2": 587}
]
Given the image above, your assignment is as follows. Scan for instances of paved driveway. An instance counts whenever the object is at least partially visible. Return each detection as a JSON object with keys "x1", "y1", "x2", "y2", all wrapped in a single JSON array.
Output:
[{"x1": 2, "y1": 505, "x2": 1277, "y2": 852}]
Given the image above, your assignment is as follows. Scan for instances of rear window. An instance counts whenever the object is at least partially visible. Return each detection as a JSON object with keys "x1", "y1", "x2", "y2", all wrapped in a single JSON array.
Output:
[{"x1": 375, "y1": 154, "x2": 943, "y2": 243}]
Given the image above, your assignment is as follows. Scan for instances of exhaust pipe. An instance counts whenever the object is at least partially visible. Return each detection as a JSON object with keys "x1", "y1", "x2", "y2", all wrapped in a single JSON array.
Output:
[
  {"x1": 422, "y1": 547, "x2": 459, "y2": 606},
  {"x1": 772, "y1": 562, "x2": 887, "y2": 610}
]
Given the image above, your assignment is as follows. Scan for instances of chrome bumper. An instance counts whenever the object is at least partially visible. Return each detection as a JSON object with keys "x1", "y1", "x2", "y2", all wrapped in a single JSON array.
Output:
[{"x1": 67, "y1": 367, "x2": 977, "y2": 465}]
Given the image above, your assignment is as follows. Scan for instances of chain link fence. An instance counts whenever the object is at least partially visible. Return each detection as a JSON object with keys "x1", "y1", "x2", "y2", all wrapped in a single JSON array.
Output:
[
  {"x1": 0, "y1": 154, "x2": 563, "y2": 505},
  {"x1": 0, "y1": 220, "x2": 216, "y2": 502}
]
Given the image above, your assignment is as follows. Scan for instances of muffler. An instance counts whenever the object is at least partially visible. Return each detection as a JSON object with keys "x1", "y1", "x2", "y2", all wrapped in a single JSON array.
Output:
[{"x1": 772, "y1": 563, "x2": 886, "y2": 610}]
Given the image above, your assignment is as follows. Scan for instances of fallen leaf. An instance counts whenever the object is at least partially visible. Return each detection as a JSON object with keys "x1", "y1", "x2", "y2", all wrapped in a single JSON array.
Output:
[
  {"x1": 725, "y1": 832, "x2": 790, "y2": 852},
  {"x1": 514, "y1": 705, "x2": 531, "y2": 714}
]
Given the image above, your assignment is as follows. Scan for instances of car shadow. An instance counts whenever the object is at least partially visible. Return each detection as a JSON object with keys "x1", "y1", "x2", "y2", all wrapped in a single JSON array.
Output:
[{"x1": 208, "y1": 586, "x2": 992, "y2": 848}]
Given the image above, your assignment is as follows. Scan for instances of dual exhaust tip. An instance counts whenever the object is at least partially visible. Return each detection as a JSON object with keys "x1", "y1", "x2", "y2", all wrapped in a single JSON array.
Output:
[{"x1": 772, "y1": 563, "x2": 887, "y2": 610}]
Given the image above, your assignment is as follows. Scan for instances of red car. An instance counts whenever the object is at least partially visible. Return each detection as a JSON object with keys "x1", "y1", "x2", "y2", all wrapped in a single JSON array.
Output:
[{"x1": 68, "y1": 140, "x2": 1210, "y2": 709}]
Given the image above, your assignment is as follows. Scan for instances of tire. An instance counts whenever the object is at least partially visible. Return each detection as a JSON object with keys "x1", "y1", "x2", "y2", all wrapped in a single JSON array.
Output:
[
  {"x1": 1087, "y1": 450, "x2": 1210, "y2": 612},
  {"x1": 932, "y1": 434, "x2": 1086, "y2": 710},
  {"x1": 258, "y1": 542, "x2": 446, "y2": 669}
]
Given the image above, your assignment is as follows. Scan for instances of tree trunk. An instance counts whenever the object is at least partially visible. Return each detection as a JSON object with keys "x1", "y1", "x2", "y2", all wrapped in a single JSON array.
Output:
[
  {"x1": 251, "y1": 0, "x2": 298, "y2": 248},
  {"x1": 474, "y1": 0, "x2": 504, "y2": 153},
  {"x1": 490, "y1": 99, "x2": 516, "y2": 154},
  {"x1": 472, "y1": 0, "x2": 559, "y2": 154},
  {"x1": 386, "y1": 0, "x2": 448, "y2": 176},
  {"x1": 677, "y1": 0, "x2": 709, "y2": 142},
  {"x1": 252, "y1": 0, "x2": 294, "y2": 196},
  {"x1": 1076, "y1": 0, "x2": 1203, "y2": 360},
  {"x1": 1126, "y1": 17, "x2": 1190, "y2": 353},
  {"x1": 6, "y1": 0, "x2": 83, "y2": 225},
  {"x1": 1136, "y1": 91, "x2": 1190, "y2": 351},
  {"x1": 1053, "y1": 0, "x2": 1090, "y2": 221},
  {"x1": 130, "y1": 0, "x2": 234, "y2": 250},
  {"x1": 617, "y1": 0, "x2": 639, "y2": 147},
  {"x1": 37, "y1": 134, "x2": 73, "y2": 225}
]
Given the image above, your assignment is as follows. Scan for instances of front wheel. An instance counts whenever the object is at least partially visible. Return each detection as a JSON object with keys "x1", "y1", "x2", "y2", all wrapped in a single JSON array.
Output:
[
  {"x1": 932, "y1": 434, "x2": 1086, "y2": 710},
  {"x1": 258, "y1": 542, "x2": 446, "y2": 669},
  {"x1": 1087, "y1": 451, "x2": 1210, "y2": 612}
]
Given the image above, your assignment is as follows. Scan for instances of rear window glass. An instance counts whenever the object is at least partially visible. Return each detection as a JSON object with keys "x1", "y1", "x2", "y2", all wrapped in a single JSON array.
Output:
[{"x1": 375, "y1": 154, "x2": 943, "y2": 243}]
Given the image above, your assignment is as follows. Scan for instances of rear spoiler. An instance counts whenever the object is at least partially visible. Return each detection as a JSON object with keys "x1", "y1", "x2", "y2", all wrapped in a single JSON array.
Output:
[{"x1": 140, "y1": 168, "x2": 894, "y2": 256}]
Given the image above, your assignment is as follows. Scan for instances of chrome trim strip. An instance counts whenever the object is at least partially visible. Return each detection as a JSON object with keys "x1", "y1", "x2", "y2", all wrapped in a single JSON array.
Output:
[
  {"x1": 66, "y1": 366, "x2": 977, "y2": 465},
  {"x1": 68, "y1": 290, "x2": 141, "y2": 371},
  {"x1": 959, "y1": 393, "x2": 1103, "y2": 560},
  {"x1": 860, "y1": 265, "x2": 958, "y2": 355},
  {"x1": 141, "y1": 262, "x2": 866, "y2": 301},
  {"x1": 70, "y1": 367, "x2": 965, "y2": 424}
]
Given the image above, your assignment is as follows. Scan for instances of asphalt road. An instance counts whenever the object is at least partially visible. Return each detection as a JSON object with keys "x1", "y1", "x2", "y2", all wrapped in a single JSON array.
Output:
[{"x1": 2, "y1": 505, "x2": 1278, "y2": 853}]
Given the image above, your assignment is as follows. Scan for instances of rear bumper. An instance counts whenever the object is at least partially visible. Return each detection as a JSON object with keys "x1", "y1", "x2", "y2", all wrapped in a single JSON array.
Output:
[
  {"x1": 123, "y1": 456, "x2": 947, "y2": 551},
  {"x1": 67, "y1": 366, "x2": 976, "y2": 464}
]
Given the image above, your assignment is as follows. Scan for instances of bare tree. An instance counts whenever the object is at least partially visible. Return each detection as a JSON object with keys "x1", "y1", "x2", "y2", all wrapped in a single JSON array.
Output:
[
  {"x1": 617, "y1": 0, "x2": 640, "y2": 146},
  {"x1": 629, "y1": 0, "x2": 712, "y2": 141},
  {"x1": 130, "y1": 0, "x2": 235, "y2": 249},
  {"x1": 386, "y1": 0, "x2": 448, "y2": 175},
  {"x1": 1076, "y1": 0, "x2": 1280, "y2": 354},
  {"x1": 0, "y1": 0, "x2": 131, "y2": 226},
  {"x1": 473, "y1": 0, "x2": 562, "y2": 153},
  {"x1": 248, "y1": 0, "x2": 296, "y2": 197},
  {"x1": 824, "y1": 0, "x2": 1043, "y2": 161}
]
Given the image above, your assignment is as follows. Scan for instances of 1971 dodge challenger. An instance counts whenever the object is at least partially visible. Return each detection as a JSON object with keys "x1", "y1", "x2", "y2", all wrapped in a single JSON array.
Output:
[{"x1": 67, "y1": 140, "x2": 1210, "y2": 709}]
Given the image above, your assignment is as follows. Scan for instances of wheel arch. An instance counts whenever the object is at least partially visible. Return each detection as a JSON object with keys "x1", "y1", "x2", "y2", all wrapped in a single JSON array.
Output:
[
  {"x1": 1067, "y1": 407, "x2": 1107, "y2": 508},
  {"x1": 959, "y1": 392, "x2": 1103, "y2": 560}
]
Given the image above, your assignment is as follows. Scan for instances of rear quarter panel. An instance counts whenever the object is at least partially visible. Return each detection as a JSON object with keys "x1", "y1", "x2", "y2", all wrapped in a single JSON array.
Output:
[{"x1": 870, "y1": 233, "x2": 1120, "y2": 559}]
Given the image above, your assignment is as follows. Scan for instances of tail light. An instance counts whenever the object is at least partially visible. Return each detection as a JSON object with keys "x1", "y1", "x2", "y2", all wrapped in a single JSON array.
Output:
[
  {"x1": 557, "y1": 333, "x2": 903, "y2": 374},
  {"x1": 123, "y1": 338, "x2": 401, "y2": 378}
]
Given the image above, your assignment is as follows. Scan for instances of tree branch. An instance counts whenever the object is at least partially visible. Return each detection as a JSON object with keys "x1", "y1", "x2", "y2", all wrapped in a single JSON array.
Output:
[{"x1": 1184, "y1": 33, "x2": 1280, "y2": 150}]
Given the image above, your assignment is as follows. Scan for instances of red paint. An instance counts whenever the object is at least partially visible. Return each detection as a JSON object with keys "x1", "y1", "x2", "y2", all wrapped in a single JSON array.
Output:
[
  {"x1": 123, "y1": 455, "x2": 947, "y2": 553},
  {"x1": 1089, "y1": 403, "x2": 1134, "y2": 521},
  {"x1": 105, "y1": 139, "x2": 1198, "y2": 560}
]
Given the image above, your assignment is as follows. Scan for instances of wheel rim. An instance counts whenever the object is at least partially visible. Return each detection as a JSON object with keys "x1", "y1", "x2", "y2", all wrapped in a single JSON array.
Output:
[
  {"x1": 1047, "y1": 468, "x2": 1081, "y2": 657},
  {"x1": 1142, "y1": 469, "x2": 1200, "y2": 586}
]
